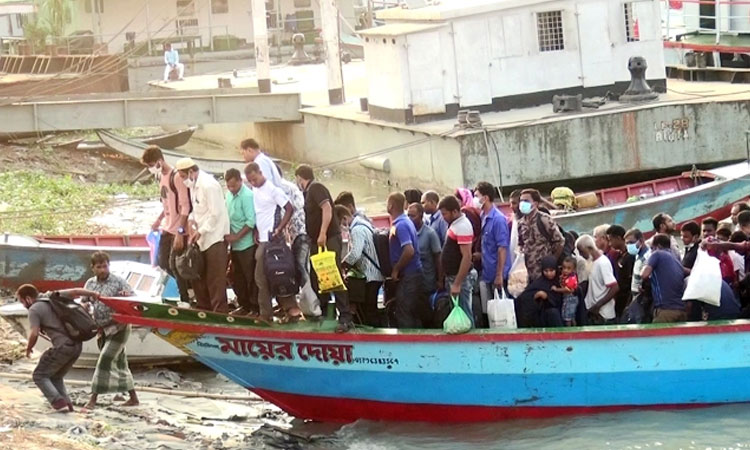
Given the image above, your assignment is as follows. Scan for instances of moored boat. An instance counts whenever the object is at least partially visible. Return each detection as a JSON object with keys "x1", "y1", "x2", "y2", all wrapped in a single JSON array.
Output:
[
  {"x1": 0, "y1": 233, "x2": 150, "y2": 291},
  {"x1": 369, "y1": 162, "x2": 750, "y2": 233},
  {"x1": 78, "y1": 127, "x2": 197, "y2": 152},
  {"x1": 96, "y1": 129, "x2": 245, "y2": 176},
  {"x1": 100, "y1": 297, "x2": 750, "y2": 423}
]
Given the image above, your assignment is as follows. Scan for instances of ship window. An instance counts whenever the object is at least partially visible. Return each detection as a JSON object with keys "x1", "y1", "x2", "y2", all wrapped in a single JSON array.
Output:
[
  {"x1": 177, "y1": 0, "x2": 196, "y2": 17},
  {"x1": 624, "y1": 3, "x2": 639, "y2": 42},
  {"x1": 137, "y1": 275, "x2": 155, "y2": 293},
  {"x1": 536, "y1": 10, "x2": 564, "y2": 52},
  {"x1": 126, "y1": 272, "x2": 140, "y2": 290}
]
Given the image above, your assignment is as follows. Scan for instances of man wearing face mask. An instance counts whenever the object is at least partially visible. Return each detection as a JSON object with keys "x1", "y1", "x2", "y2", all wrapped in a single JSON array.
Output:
[
  {"x1": 176, "y1": 158, "x2": 230, "y2": 313},
  {"x1": 473, "y1": 182, "x2": 511, "y2": 318},
  {"x1": 141, "y1": 146, "x2": 191, "y2": 304},
  {"x1": 517, "y1": 189, "x2": 564, "y2": 282}
]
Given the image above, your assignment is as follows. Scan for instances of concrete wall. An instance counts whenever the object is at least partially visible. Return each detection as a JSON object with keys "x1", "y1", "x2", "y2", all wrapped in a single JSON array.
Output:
[
  {"x1": 301, "y1": 112, "x2": 464, "y2": 191},
  {"x1": 0, "y1": 14, "x2": 24, "y2": 37},
  {"x1": 459, "y1": 100, "x2": 750, "y2": 188}
]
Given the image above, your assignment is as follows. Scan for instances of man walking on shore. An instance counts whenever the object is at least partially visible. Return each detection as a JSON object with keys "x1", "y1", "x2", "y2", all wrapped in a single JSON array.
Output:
[{"x1": 17, "y1": 284, "x2": 100, "y2": 412}]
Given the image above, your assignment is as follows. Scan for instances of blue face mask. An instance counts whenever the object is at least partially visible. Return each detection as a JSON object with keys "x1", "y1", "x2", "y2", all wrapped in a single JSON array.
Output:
[
  {"x1": 626, "y1": 242, "x2": 639, "y2": 256},
  {"x1": 519, "y1": 201, "x2": 533, "y2": 215}
]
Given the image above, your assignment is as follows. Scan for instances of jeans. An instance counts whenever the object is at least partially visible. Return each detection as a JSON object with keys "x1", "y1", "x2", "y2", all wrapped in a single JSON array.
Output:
[
  {"x1": 395, "y1": 272, "x2": 426, "y2": 329},
  {"x1": 446, "y1": 269, "x2": 477, "y2": 328},
  {"x1": 193, "y1": 241, "x2": 229, "y2": 313},
  {"x1": 230, "y1": 245, "x2": 258, "y2": 313},
  {"x1": 292, "y1": 235, "x2": 321, "y2": 317},
  {"x1": 158, "y1": 232, "x2": 190, "y2": 303},
  {"x1": 309, "y1": 234, "x2": 352, "y2": 324},
  {"x1": 33, "y1": 341, "x2": 82, "y2": 406}
]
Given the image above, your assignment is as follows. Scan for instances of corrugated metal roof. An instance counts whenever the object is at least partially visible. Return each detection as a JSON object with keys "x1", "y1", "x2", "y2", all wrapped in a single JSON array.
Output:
[{"x1": 358, "y1": 22, "x2": 447, "y2": 36}]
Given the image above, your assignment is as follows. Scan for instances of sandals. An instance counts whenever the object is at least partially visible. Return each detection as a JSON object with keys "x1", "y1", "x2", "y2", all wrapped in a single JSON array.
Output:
[{"x1": 279, "y1": 313, "x2": 302, "y2": 324}]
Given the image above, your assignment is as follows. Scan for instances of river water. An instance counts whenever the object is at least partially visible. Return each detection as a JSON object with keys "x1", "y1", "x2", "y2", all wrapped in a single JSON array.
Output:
[{"x1": 326, "y1": 405, "x2": 750, "y2": 449}]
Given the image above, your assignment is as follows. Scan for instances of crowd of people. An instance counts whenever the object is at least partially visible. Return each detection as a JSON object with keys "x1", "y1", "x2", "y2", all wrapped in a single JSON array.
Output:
[{"x1": 16, "y1": 138, "x2": 750, "y2": 412}]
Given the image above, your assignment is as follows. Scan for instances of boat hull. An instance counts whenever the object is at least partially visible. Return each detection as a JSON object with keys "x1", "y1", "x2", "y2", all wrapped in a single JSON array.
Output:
[
  {"x1": 0, "y1": 239, "x2": 150, "y2": 291},
  {"x1": 102, "y1": 299, "x2": 750, "y2": 423}
]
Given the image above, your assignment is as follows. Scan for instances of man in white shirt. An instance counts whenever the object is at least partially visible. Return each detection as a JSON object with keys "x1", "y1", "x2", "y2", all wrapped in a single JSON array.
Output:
[
  {"x1": 175, "y1": 158, "x2": 230, "y2": 313},
  {"x1": 163, "y1": 43, "x2": 184, "y2": 82},
  {"x1": 244, "y1": 162, "x2": 300, "y2": 322},
  {"x1": 240, "y1": 138, "x2": 282, "y2": 188},
  {"x1": 576, "y1": 234, "x2": 619, "y2": 325}
]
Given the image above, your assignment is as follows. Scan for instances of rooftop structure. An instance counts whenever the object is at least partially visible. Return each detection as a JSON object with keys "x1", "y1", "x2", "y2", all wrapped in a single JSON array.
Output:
[{"x1": 358, "y1": 0, "x2": 666, "y2": 123}]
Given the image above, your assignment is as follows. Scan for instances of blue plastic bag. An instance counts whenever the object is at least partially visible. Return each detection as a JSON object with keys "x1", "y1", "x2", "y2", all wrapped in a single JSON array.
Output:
[{"x1": 146, "y1": 230, "x2": 161, "y2": 267}]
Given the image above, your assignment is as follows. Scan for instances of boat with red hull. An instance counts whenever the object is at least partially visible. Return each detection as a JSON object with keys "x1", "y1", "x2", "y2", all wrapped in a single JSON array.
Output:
[
  {"x1": 0, "y1": 233, "x2": 150, "y2": 292},
  {"x1": 100, "y1": 297, "x2": 750, "y2": 423},
  {"x1": 370, "y1": 162, "x2": 750, "y2": 234}
]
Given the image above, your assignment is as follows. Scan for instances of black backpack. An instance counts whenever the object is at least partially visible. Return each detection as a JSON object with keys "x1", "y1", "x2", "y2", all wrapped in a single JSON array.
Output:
[
  {"x1": 431, "y1": 291, "x2": 453, "y2": 328},
  {"x1": 351, "y1": 223, "x2": 392, "y2": 277},
  {"x1": 264, "y1": 233, "x2": 298, "y2": 297},
  {"x1": 173, "y1": 244, "x2": 204, "y2": 281},
  {"x1": 169, "y1": 169, "x2": 193, "y2": 214},
  {"x1": 42, "y1": 293, "x2": 98, "y2": 342},
  {"x1": 536, "y1": 214, "x2": 576, "y2": 265}
]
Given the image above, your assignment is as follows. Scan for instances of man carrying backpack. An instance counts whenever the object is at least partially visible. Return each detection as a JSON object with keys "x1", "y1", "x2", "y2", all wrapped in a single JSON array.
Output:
[
  {"x1": 295, "y1": 165, "x2": 353, "y2": 333},
  {"x1": 16, "y1": 284, "x2": 100, "y2": 412},
  {"x1": 517, "y1": 189, "x2": 565, "y2": 282},
  {"x1": 141, "y1": 145, "x2": 191, "y2": 304},
  {"x1": 176, "y1": 158, "x2": 231, "y2": 313}
]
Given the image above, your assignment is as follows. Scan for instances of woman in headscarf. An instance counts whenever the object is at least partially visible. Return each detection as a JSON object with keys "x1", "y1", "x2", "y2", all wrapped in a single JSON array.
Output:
[{"x1": 514, "y1": 255, "x2": 564, "y2": 328}]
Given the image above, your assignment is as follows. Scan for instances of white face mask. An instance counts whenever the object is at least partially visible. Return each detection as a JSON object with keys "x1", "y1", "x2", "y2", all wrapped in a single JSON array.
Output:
[
  {"x1": 472, "y1": 196, "x2": 483, "y2": 210},
  {"x1": 183, "y1": 177, "x2": 195, "y2": 189},
  {"x1": 148, "y1": 163, "x2": 161, "y2": 176}
]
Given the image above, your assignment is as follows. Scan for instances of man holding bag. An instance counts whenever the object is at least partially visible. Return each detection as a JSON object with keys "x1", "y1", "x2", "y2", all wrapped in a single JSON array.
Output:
[
  {"x1": 473, "y1": 182, "x2": 511, "y2": 322},
  {"x1": 294, "y1": 165, "x2": 353, "y2": 333},
  {"x1": 641, "y1": 234, "x2": 687, "y2": 323}
]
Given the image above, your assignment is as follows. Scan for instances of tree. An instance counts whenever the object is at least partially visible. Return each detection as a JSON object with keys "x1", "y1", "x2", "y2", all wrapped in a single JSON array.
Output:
[{"x1": 24, "y1": 0, "x2": 72, "y2": 50}]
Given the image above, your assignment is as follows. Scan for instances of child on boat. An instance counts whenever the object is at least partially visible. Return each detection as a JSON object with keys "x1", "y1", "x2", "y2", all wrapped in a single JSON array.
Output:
[{"x1": 552, "y1": 257, "x2": 579, "y2": 326}]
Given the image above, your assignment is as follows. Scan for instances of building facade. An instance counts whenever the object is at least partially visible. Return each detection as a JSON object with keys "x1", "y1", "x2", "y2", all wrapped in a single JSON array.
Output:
[{"x1": 359, "y1": 0, "x2": 666, "y2": 123}]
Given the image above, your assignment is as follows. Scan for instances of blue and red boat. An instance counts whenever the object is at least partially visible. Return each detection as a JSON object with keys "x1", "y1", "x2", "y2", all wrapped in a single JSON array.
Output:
[{"x1": 100, "y1": 297, "x2": 750, "y2": 423}]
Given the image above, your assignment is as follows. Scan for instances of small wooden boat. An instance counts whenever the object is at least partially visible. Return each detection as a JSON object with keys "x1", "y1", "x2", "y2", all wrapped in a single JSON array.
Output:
[
  {"x1": 0, "y1": 233, "x2": 150, "y2": 292},
  {"x1": 369, "y1": 162, "x2": 750, "y2": 233},
  {"x1": 0, "y1": 261, "x2": 189, "y2": 367},
  {"x1": 101, "y1": 297, "x2": 750, "y2": 423},
  {"x1": 96, "y1": 129, "x2": 244, "y2": 175},
  {"x1": 79, "y1": 127, "x2": 196, "y2": 152}
]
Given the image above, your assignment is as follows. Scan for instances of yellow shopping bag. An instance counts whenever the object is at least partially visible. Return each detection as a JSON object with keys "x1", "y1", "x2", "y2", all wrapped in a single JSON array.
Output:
[{"x1": 310, "y1": 247, "x2": 347, "y2": 293}]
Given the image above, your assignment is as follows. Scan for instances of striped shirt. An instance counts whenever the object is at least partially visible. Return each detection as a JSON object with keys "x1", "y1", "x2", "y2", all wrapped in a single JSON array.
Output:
[{"x1": 344, "y1": 216, "x2": 384, "y2": 282}]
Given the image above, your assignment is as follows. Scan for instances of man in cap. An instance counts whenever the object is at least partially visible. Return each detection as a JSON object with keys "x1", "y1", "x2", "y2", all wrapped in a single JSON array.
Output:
[{"x1": 176, "y1": 158, "x2": 230, "y2": 312}]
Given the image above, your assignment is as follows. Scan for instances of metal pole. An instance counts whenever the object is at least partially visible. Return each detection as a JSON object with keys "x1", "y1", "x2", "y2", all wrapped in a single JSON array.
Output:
[
  {"x1": 251, "y1": 0, "x2": 271, "y2": 92},
  {"x1": 146, "y1": 0, "x2": 153, "y2": 55},
  {"x1": 320, "y1": 0, "x2": 343, "y2": 104},
  {"x1": 716, "y1": 0, "x2": 721, "y2": 45},
  {"x1": 207, "y1": 0, "x2": 214, "y2": 51},
  {"x1": 665, "y1": 0, "x2": 671, "y2": 40}
]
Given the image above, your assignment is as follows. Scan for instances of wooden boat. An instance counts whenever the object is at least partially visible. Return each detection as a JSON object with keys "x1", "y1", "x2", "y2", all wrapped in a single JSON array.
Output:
[
  {"x1": 96, "y1": 129, "x2": 244, "y2": 175},
  {"x1": 78, "y1": 127, "x2": 197, "y2": 152},
  {"x1": 369, "y1": 162, "x2": 750, "y2": 233},
  {"x1": 0, "y1": 261, "x2": 189, "y2": 367},
  {"x1": 0, "y1": 233, "x2": 150, "y2": 292},
  {"x1": 100, "y1": 297, "x2": 750, "y2": 423}
]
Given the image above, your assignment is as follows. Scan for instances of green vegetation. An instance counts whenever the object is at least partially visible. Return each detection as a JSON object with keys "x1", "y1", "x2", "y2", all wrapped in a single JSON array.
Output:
[
  {"x1": 23, "y1": 0, "x2": 73, "y2": 49},
  {"x1": 0, "y1": 171, "x2": 156, "y2": 235}
]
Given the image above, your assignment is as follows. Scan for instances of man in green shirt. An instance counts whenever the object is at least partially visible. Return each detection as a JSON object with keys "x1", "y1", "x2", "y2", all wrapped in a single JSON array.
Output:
[{"x1": 224, "y1": 168, "x2": 258, "y2": 316}]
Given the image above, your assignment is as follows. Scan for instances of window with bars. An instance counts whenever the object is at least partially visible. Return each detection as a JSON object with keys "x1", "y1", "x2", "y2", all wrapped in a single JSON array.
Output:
[
  {"x1": 212, "y1": 0, "x2": 229, "y2": 14},
  {"x1": 536, "y1": 11, "x2": 564, "y2": 52},
  {"x1": 624, "y1": 3, "x2": 639, "y2": 42}
]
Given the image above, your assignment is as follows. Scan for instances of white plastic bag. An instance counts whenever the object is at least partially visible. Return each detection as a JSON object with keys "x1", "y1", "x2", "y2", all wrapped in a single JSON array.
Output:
[
  {"x1": 487, "y1": 289, "x2": 517, "y2": 329},
  {"x1": 507, "y1": 253, "x2": 528, "y2": 298},
  {"x1": 682, "y1": 250, "x2": 722, "y2": 306}
]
